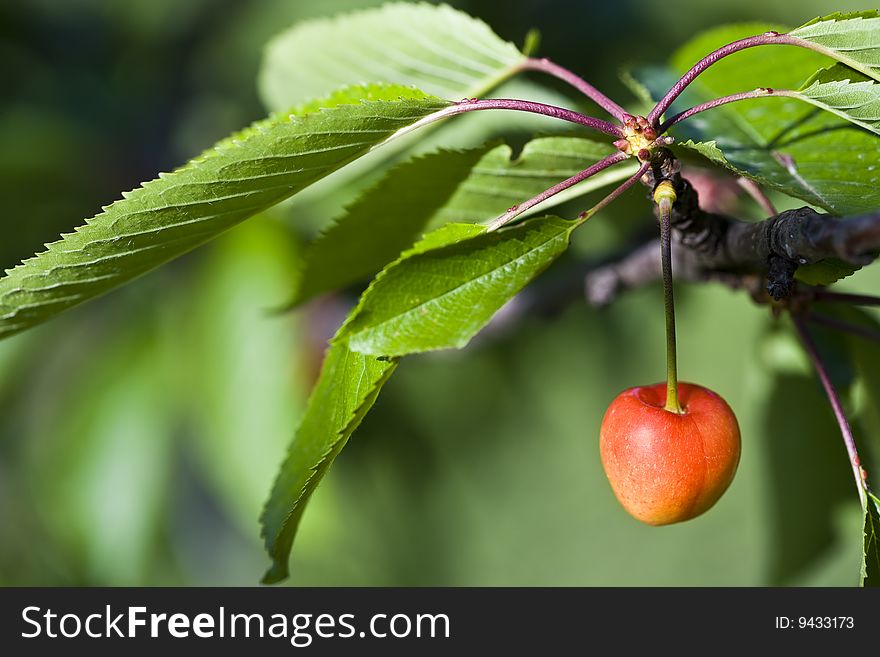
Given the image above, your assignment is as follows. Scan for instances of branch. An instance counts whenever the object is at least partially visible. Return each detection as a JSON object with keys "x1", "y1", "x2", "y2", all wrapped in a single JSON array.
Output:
[{"x1": 586, "y1": 169, "x2": 880, "y2": 305}]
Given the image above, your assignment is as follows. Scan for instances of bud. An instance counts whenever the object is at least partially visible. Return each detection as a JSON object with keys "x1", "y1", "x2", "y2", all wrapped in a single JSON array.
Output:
[{"x1": 613, "y1": 138, "x2": 632, "y2": 154}]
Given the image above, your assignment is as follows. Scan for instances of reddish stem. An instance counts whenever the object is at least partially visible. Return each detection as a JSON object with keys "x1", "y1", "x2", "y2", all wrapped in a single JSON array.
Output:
[
  {"x1": 447, "y1": 98, "x2": 622, "y2": 136},
  {"x1": 380, "y1": 97, "x2": 624, "y2": 148},
  {"x1": 519, "y1": 57, "x2": 628, "y2": 121},
  {"x1": 486, "y1": 152, "x2": 628, "y2": 231},
  {"x1": 647, "y1": 32, "x2": 804, "y2": 125},
  {"x1": 793, "y1": 315, "x2": 868, "y2": 507},
  {"x1": 657, "y1": 88, "x2": 795, "y2": 133}
]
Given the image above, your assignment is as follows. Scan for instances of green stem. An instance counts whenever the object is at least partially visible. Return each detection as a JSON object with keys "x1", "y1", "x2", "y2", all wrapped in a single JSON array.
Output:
[{"x1": 655, "y1": 181, "x2": 682, "y2": 414}]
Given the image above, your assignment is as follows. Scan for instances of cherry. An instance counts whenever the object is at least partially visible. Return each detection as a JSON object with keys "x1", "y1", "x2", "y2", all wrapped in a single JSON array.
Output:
[{"x1": 599, "y1": 382, "x2": 740, "y2": 526}]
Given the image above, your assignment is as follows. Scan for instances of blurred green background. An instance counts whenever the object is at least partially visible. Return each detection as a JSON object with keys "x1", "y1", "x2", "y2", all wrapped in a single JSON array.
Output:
[{"x1": 1, "y1": 0, "x2": 878, "y2": 586}]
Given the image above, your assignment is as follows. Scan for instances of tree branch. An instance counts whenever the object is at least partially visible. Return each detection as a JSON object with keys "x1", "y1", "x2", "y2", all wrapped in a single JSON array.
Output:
[{"x1": 588, "y1": 167, "x2": 880, "y2": 305}]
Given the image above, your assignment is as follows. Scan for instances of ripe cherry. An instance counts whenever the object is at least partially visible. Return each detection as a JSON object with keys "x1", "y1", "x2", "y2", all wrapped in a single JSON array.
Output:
[{"x1": 599, "y1": 382, "x2": 740, "y2": 526}]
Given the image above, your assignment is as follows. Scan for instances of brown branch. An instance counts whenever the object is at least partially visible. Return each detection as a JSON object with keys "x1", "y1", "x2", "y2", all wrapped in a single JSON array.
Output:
[{"x1": 587, "y1": 164, "x2": 880, "y2": 305}]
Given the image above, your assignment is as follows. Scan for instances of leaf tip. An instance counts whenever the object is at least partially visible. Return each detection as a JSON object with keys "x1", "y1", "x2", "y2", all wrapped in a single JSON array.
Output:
[{"x1": 261, "y1": 560, "x2": 289, "y2": 585}]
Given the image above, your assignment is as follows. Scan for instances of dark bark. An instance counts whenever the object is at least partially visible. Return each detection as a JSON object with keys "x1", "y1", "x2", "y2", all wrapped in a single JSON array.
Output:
[{"x1": 586, "y1": 169, "x2": 880, "y2": 305}]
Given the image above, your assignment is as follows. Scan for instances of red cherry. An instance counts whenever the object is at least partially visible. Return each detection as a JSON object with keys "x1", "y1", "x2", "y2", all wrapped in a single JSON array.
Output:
[{"x1": 599, "y1": 382, "x2": 741, "y2": 525}]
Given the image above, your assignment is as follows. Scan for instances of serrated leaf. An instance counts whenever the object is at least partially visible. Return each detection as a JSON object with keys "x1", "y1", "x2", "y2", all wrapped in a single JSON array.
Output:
[
  {"x1": 795, "y1": 258, "x2": 861, "y2": 285},
  {"x1": 637, "y1": 23, "x2": 880, "y2": 214},
  {"x1": 790, "y1": 11, "x2": 880, "y2": 83},
  {"x1": 0, "y1": 84, "x2": 448, "y2": 340},
  {"x1": 288, "y1": 136, "x2": 633, "y2": 309},
  {"x1": 864, "y1": 493, "x2": 880, "y2": 586},
  {"x1": 288, "y1": 146, "x2": 492, "y2": 308},
  {"x1": 260, "y1": 342, "x2": 397, "y2": 584},
  {"x1": 260, "y1": 2, "x2": 525, "y2": 113},
  {"x1": 676, "y1": 139, "x2": 729, "y2": 167},
  {"x1": 431, "y1": 137, "x2": 639, "y2": 225},
  {"x1": 342, "y1": 216, "x2": 576, "y2": 357},
  {"x1": 794, "y1": 66, "x2": 880, "y2": 136},
  {"x1": 260, "y1": 219, "x2": 487, "y2": 583}
]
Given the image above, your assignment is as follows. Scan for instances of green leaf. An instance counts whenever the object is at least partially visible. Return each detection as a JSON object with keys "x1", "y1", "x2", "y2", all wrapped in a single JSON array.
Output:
[
  {"x1": 790, "y1": 11, "x2": 880, "y2": 83},
  {"x1": 795, "y1": 258, "x2": 861, "y2": 286},
  {"x1": 638, "y1": 23, "x2": 880, "y2": 214},
  {"x1": 288, "y1": 146, "x2": 492, "y2": 308},
  {"x1": 260, "y1": 342, "x2": 397, "y2": 584},
  {"x1": 675, "y1": 138, "x2": 729, "y2": 167},
  {"x1": 794, "y1": 65, "x2": 880, "y2": 136},
  {"x1": 260, "y1": 220, "x2": 488, "y2": 583},
  {"x1": 0, "y1": 84, "x2": 448, "y2": 340},
  {"x1": 288, "y1": 136, "x2": 633, "y2": 309},
  {"x1": 431, "y1": 137, "x2": 639, "y2": 225},
  {"x1": 865, "y1": 493, "x2": 880, "y2": 586},
  {"x1": 259, "y1": 2, "x2": 525, "y2": 113},
  {"x1": 343, "y1": 216, "x2": 576, "y2": 357}
]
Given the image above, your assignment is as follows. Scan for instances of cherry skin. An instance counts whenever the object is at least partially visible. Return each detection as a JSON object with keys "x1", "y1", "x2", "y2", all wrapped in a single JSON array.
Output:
[{"x1": 599, "y1": 382, "x2": 741, "y2": 526}]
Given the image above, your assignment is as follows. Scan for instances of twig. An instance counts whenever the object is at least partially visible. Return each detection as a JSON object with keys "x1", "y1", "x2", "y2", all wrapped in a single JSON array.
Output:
[
  {"x1": 653, "y1": 172, "x2": 880, "y2": 299},
  {"x1": 582, "y1": 170, "x2": 880, "y2": 306},
  {"x1": 792, "y1": 315, "x2": 868, "y2": 507}
]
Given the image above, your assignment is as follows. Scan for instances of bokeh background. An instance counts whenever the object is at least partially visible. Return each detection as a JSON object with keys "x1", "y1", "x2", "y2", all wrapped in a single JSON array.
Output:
[{"x1": 1, "y1": 0, "x2": 878, "y2": 585}]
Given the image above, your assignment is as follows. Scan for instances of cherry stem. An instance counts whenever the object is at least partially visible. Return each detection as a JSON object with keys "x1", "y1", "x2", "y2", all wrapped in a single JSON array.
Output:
[
  {"x1": 486, "y1": 152, "x2": 628, "y2": 231},
  {"x1": 737, "y1": 176, "x2": 778, "y2": 217},
  {"x1": 657, "y1": 88, "x2": 796, "y2": 133},
  {"x1": 809, "y1": 289, "x2": 880, "y2": 307},
  {"x1": 792, "y1": 314, "x2": 868, "y2": 508},
  {"x1": 655, "y1": 181, "x2": 682, "y2": 414},
  {"x1": 519, "y1": 57, "x2": 629, "y2": 121},
  {"x1": 805, "y1": 312, "x2": 880, "y2": 345},
  {"x1": 647, "y1": 31, "x2": 807, "y2": 125},
  {"x1": 384, "y1": 99, "x2": 623, "y2": 146}
]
